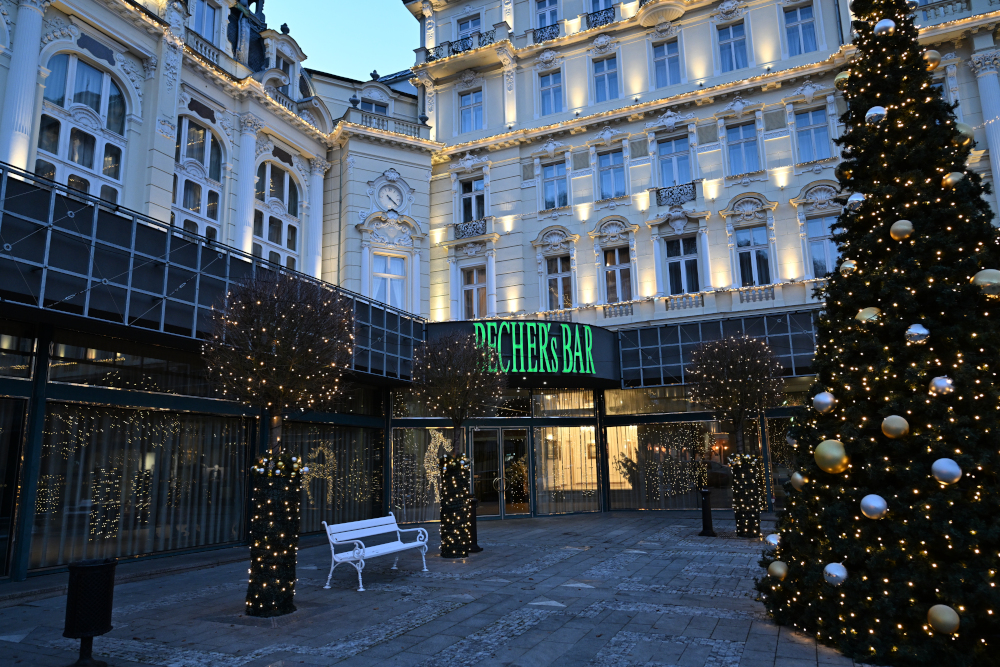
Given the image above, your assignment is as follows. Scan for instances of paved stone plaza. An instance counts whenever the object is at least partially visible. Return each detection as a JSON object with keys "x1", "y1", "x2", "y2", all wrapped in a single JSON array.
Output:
[{"x1": 0, "y1": 512, "x2": 865, "y2": 667}]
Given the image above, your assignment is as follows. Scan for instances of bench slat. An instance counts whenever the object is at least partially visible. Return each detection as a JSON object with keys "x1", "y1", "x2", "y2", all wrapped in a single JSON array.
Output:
[
  {"x1": 324, "y1": 515, "x2": 399, "y2": 540},
  {"x1": 333, "y1": 540, "x2": 421, "y2": 561}
]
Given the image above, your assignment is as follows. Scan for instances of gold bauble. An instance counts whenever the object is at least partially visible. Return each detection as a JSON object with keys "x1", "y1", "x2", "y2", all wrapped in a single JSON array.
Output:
[
  {"x1": 942, "y1": 172, "x2": 965, "y2": 188},
  {"x1": 768, "y1": 561, "x2": 789, "y2": 580},
  {"x1": 927, "y1": 605, "x2": 960, "y2": 634},
  {"x1": 881, "y1": 415, "x2": 910, "y2": 438},
  {"x1": 834, "y1": 71, "x2": 851, "y2": 91},
  {"x1": 815, "y1": 439, "x2": 849, "y2": 474},
  {"x1": 790, "y1": 471, "x2": 808, "y2": 491},
  {"x1": 971, "y1": 269, "x2": 1000, "y2": 297},
  {"x1": 923, "y1": 50, "x2": 942, "y2": 71},
  {"x1": 835, "y1": 163, "x2": 852, "y2": 182},
  {"x1": 954, "y1": 123, "x2": 975, "y2": 146},
  {"x1": 839, "y1": 260, "x2": 857, "y2": 276},
  {"x1": 889, "y1": 219, "x2": 913, "y2": 241},
  {"x1": 855, "y1": 306, "x2": 881, "y2": 322}
]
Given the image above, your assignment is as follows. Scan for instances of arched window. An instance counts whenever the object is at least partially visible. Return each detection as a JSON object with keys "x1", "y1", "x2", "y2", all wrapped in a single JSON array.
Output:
[
  {"x1": 171, "y1": 116, "x2": 224, "y2": 241},
  {"x1": 35, "y1": 53, "x2": 127, "y2": 203},
  {"x1": 253, "y1": 161, "x2": 300, "y2": 269}
]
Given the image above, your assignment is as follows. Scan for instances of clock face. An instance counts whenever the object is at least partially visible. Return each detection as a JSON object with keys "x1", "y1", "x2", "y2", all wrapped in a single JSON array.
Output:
[{"x1": 378, "y1": 185, "x2": 403, "y2": 211}]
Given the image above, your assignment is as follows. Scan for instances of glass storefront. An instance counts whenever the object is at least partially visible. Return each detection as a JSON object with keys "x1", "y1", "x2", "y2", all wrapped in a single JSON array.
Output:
[
  {"x1": 389, "y1": 427, "x2": 454, "y2": 524},
  {"x1": 533, "y1": 426, "x2": 599, "y2": 515},
  {"x1": 0, "y1": 399, "x2": 25, "y2": 576},
  {"x1": 30, "y1": 403, "x2": 249, "y2": 569}
]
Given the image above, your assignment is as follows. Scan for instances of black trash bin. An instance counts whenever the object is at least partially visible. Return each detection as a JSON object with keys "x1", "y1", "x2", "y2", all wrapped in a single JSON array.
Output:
[{"x1": 64, "y1": 557, "x2": 117, "y2": 667}]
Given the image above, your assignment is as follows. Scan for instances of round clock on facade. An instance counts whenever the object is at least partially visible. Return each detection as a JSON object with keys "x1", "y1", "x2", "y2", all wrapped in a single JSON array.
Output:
[{"x1": 377, "y1": 184, "x2": 404, "y2": 210}]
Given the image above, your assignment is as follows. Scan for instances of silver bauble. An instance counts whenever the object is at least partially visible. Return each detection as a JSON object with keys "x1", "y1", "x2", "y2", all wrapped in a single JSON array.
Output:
[
  {"x1": 889, "y1": 219, "x2": 913, "y2": 240},
  {"x1": 905, "y1": 323, "x2": 929, "y2": 343},
  {"x1": 874, "y1": 18, "x2": 896, "y2": 36},
  {"x1": 768, "y1": 560, "x2": 789, "y2": 580},
  {"x1": 865, "y1": 106, "x2": 887, "y2": 124},
  {"x1": 928, "y1": 375, "x2": 955, "y2": 396},
  {"x1": 845, "y1": 193, "x2": 865, "y2": 212},
  {"x1": 928, "y1": 605, "x2": 960, "y2": 633},
  {"x1": 881, "y1": 415, "x2": 910, "y2": 438},
  {"x1": 971, "y1": 269, "x2": 1000, "y2": 297},
  {"x1": 855, "y1": 306, "x2": 881, "y2": 322},
  {"x1": 790, "y1": 471, "x2": 808, "y2": 491},
  {"x1": 931, "y1": 458, "x2": 962, "y2": 484},
  {"x1": 813, "y1": 391, "x2": 836, "y2": 414},
  {"x1": 823, "y1": 562, "x2": 849, "y2": 586},
  {"x1": 860, "y1": 494, "x2": 889, "y2": 519},
  {"x1": 942, "y1": 171, "x2": 964, "y2": 188},
  {"x1": 764, "y1": 534, "x2": 781, "y2": 551},
  {"x1": 839, "y1": 259, "x2": 858, "y2": 276}
]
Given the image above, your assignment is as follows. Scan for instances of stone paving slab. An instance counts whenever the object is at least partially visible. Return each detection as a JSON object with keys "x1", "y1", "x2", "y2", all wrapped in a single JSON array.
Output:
[{"x1": 0, "y1": 512, "x2": 872, "y2": 667}]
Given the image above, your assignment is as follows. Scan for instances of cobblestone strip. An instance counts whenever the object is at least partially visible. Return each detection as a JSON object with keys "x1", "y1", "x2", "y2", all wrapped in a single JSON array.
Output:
[
  {"x1": 472, "y1": 547, "x2": 585, "y2": 577},
  {"x1": 111, "y1": 581, "x2": 246, "y2": 619},
  {"x1": 577, "y1": 599, "x2": 766, "y2": 621},
  {"x1": 590, "y1": 630, "x2": 744, "y2": 667},
  {"x1": 580, "y1": 551, "x2": 643, "y2": 578},
  {"x1": 418, "y1": 607, "x2": 559, "y2": 667},
  {"x1": 615, "y1": 581, "x2": 757, "y2": 599},
  {"x1": 39, "y1": 637, "x2": 250, "y2": 667},
  {"x1": 680, "y1": 562, "x2": 762, "y2": 578}
]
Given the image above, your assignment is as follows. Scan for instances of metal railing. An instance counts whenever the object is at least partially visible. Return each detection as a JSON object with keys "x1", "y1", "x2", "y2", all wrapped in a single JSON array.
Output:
[
  {"x1": 0, "y1": 163, "x2": 423, "y2": 380},
  {"x1": 587, "y1": 7, "x2": 615, "y2": 29},
  {"x1": 455, "y1": 218, "x2": 487, "y2": 239},
  {"x1": 655, "y1": 182, "x2": 696, "y2": 207},
  {"x1": 534, "y1": 24, "x2": 560, "y2": 43}
]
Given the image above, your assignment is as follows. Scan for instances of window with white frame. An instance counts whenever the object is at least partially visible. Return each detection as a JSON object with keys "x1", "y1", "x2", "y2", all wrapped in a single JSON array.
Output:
[
  {"x1": 192, "y1": 0, "x2": 218, "y2": 44},
  {"x1": 807, "y1": 215, "x2": 838, "y2": 277},
  {"x1": 253, "y1": 161, "x2": 300, "y2": 269},
  {"x1": 727, "y1": 123, "x2": 759, "y2": 175},
  {"x1": 276, "y1": 54, "x2": 292, "y2": 97},
  {"x1": 537, "y1": 0, "x2": 558, "y2": 27},
  {"x1": 463, "y1": 266, "x2": 487, "y2": 318},
  {"x1": 598, "y1": 150, "x2": 626, "y2": 199},
  {"x1": 592, "y1": 0, "x2": 614, "y2": 9},
  {"x1": 736, "y1": 226, "x2": 771, "y2": 286},
  {"x1": 172, "y1": 117, "x2": 224, "y2": 240},
  {"x1": 373, "y1": 254, "x2": 406, "y2": 308},
  {"x1": 540, "y1": 71, "x2": 563, "y2": 116},
  {"x1": 360, "y1": 100, "x2": 387, "y2": 114},
  {"x1": 795, "y1": 108, "x2": 830, "y2": 163},
  {"x1": 604, "y1": 246, "x2": 632, "y2": 303},
  {"x1": 458, "y1": 15, "x2": 481, "y2": 37},
  {"x1": 657, "y1": 136, "x2": 691, "y2": 187},
  {"x1": 653, "y1": 41, "x2": 681, "y2": 88},
  {"x1": 460, "y1": 90, "x2": 483, "y2": 133},
  {"x1": 547, "y1": 255, "x2": 573, "y2": 310},
  {"x1": 542, "y1": 162, "x2": 568, "y2": 209},
  {"x1": 593, "y1": 56, "x2": 619, "y2": 103},
  {"x1": 665, "y1": 237, "x2": 699, "y2": 295},
  {"x1": 461, "y1": 177, "x2": 485, "y2": 222},
  {"x1": 35, "y1": 54, "x2": 127, "y2": 204},
  {"x1": 784, "y1": 5, "x2": 817, "y2": 57},
  {"x1": 718, "y1": 22, "x2": 748, "y2": 73}
]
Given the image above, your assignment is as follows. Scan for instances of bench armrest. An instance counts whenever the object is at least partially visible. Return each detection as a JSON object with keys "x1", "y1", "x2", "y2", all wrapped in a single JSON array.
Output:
[
  {"x1": 329, "y1": 538, "x2": 366, "y2": 559},
  {"x1": 397, "y1": 527, "x2": 428, "y2": 544}
]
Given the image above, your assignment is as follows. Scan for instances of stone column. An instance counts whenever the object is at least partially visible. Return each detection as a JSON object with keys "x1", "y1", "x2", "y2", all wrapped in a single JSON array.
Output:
[
  {"x1": 651, "y1": 231, "x2": 665, "y2": 296},
  {"x1": 486, "y1": 248, "x2": 497, "y2": 316},
  {"x1": 0, "y1": 0, "x2": 52, "y2": 168},
  {"x1": 411, "y1": 249, "x2": 422, "y2": 317},
  {"x1": 235, "y1": 114, "x2": 264, "y2": 253},
  {"x1": 496, "y1": 45, "x2": 517, "y2": 128},
  {"x1": 698, "y1": 224, "x2": 713, "y2": 290},
  {"x1": 448, "y1": 256, "x2": 460, "y2": 319},
  {"x1": 360, "y1": 241, "x2": 371, "y2": 298},
  {"x1": 969, "y1": 51, "x2": 1000, "y2": 190},
  {"x1": 307, "y1": 157, "x2": 331, "y2": 279}
]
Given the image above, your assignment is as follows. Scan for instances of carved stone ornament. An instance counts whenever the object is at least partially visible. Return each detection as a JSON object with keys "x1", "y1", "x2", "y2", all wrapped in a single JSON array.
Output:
[
  {"x1": 534, "y1": 49, "x2": 562, "y2": 71},
  {"x1": 455, "y1": 152, "x2": 483, "y2": 172},
  {"x1": 805, "y1": 185, "x2": 838, "y2": 211},
  {"x1": 651, "y1": 21, "x2": 679, "y2": 40},
  {"x1": 666, "y1": 206, "x2": 690, "y2": 235},
  {"x1": 371, "y1": 213, "x2": 414, "y2": 248},
  {"x1": 41, "y1": 17, "x2": 79, "y2": 45},
  {"x1": 542, "y1": 229, "x2": 570, "y2": 253},
  {"x1": 362, "y1": 87, "x2": 390, "y2": 103},
  {"x1": 457, "y1": 69, "x2": 481, "y2": 90},
  {"x1": 239, "y1": 113, "x2": 265, "y2": 135},
  {"x1": 542, "y1": 138, "x2": 564, "y2": 157},
  {"x1": 793, "y1": 79, "x2": 822, "y2": 104},
  {"x1": 255, "y1": 134, "x2": 275, "y2": 158},
  {"x1": 596, "y1": 126, "x2": 619, "y2": 146},
  {"x1": 733, "y1": 197, "x2": 766, "y2": 222},
  {"x1": 598, "y1": 219, "x2": 630, "y2": 244},
  {"x1": 714, "y1": 0, "x2": 747, "y2": 22},
  {"x1": 115, "y1": 53, "x2": 144, "y2": 115},
  {"x1": 496, "y1": 45, "x2": 516, "y2": 93},
  {"x1": 969, "y1": 50, "x2": 1000, "y2": 76},
  {"x1": 384, "y1": 168, "x2": 401, "y2": 182},
  {"x1": 157, "y1": 117, "x2": 176, "y2": 140},
  {"x1": 645, "y1": 108, "x2": 695, "y2": 131},
  {"x1": 463, "y1": 242, "x2": 485, "y2": 256},
  {"x1": 592, "y1": 34, "x2": 616, "y2": 55},
  {"x1": 723, "y1": 95, "x2": 755, "y2": 116}
]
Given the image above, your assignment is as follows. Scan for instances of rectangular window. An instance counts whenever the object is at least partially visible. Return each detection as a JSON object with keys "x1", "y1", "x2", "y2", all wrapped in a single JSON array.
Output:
[
  {"x1": 253, "y1": 210, "x2": 263, "y2": 237},
  {"x1": 795, "y1": 108, "x2": 830, "y2": 163},
  {"x1": 665, "y1": 237, "x2": 699, "y2": 295},
  {"x1": 807, "y1": 215, "x2": 838, "y2": 276},
  {"x1": 193, "y1": 0, "x2": 218, "y2": 44},
  {"x1": 360, "y1": 100, "x2": 388, "y2": 114},
  {"x1": 540, "y1": 71, "x2": 563, "y2": 116},
  {"x1": 657, "y1": 136, "x2": 691, "y2": 187},
  {"x1": 458, "y1": 15, "x2": 481, "y2": 36},
  {"x1": 653, "y1": 41, "x2": 681, "y2": 88},
  {"x1": 727, "y1": 123, "x2": 759, "y2": 175},
  {"x1": 286, "y1": 225, "x2": 297, "y2": 250},
  {"x1": 593, "y1": 56, "x2": 619, "y2": 103},
  {"x1": 592, "y1": 0, "x2": 614, "y2": 8},
  {"x1": 463, "y1": 266, "x2": 487, "y2": 319},
  {"x1": 269, "y1": 251, "x2": 281, "y2": 264},
  {"x1": 461, "y1": 178, "x2": 485, "y2": 222},
  {"x1": 542, "y1": 162, "x2": 568, "y2": 209},
  {"x1": 537, "y1": 0, "x2": 558, "y2": 27},
  {"x1": 268, "y1": 217, "x2": 281, "y2": 244},
  {"x1": 460, "y1": 90, "x2": 484, "y2": 133},
  {"x1": 102, "y1": 144, "x2": 121, "y2": 179},
  {"x1": 598, "y1": 150, "x2": 626, "y2": 199},
  {"x1": 604, "y1": 246, "x2": 632, "y2": 303},
  {"x1": 185, "y1": 120, "x2": 207, "y2": 164},
  {"x1": 67, "y1": 174, "x2": 90, "y2": 194},
  {"x1": 269, "y1": 166, "x2": 286, "y2": 203},
  {"x1": 38, "y1": 115, "x2": 60, "y2": 154},
  {"x1": 182, "y1": 180, "x2": 201, "y2": 213},
  {"x1": 718, "y1": 22, "x2": 748, "y2": 73},
  {"x1": 373, "y1": 254, "x2": 406, "y2": 308},
  {"x1": 73, "y1": 60, "x2": 104, "y2": 113},
  {"x1": 277, "y1": 56, "x2": 292, "y2": 96},
  {"x1": 207, "y1": 190, "x2": 219, "y2": 220},
  {"x1": 785, "y1": 5, "x2": 817, "y2": 57},
  {"x1": 68, "y1": 129, "x2": 95, "y2": 169},
  {"x1": 547, "y1": 255, "x2": 573, "y2": 310},
  {"x1": 736, "y1": 225, "x2": 771, "y2": 287}
]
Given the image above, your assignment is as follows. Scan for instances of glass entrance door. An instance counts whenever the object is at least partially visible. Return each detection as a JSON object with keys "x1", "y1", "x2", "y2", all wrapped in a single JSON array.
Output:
[{"x1": 470, "y1": 428, "x2": 532, "y2": 518}]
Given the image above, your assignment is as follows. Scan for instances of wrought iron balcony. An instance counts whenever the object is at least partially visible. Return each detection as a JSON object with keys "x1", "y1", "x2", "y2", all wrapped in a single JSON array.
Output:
[
  {"x1": 0, "y1": 163, "x2": 423, "y2": 380},
  {"x1": 534, "y1": 24, "x2": 560, "y2": 43},
  {"x1": 587, "y1": 7, "x2": 615, "y2": 29},
  {"x1": 655, "y1": 182, "x2": 696, "y2": 207},
  {"x1": 455, "y1": 218, "x2": 487, "y2": 239}
]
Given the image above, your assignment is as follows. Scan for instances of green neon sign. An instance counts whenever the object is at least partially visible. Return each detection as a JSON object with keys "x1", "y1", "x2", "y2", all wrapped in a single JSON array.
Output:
[{"x1": 474, "y1": 321, "x2": 596, "y2": 375}]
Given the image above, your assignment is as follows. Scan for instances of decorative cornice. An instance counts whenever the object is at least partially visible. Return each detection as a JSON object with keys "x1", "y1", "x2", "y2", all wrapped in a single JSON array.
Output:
[
  {"x1": 311, "y1": 157, "x2": 332, "y2": 175},
  {"x1": 969, "y1": 49, "x2": 1000, "y2": 76},
  {"x1": 239, "y1": 113, "x2": 265, "y2": 135}
]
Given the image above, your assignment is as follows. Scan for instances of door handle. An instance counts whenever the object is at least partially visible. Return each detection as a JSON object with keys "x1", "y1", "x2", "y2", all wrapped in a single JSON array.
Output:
[{"x1": 493, "y1": 478, "x2": 501, "y2": 491}]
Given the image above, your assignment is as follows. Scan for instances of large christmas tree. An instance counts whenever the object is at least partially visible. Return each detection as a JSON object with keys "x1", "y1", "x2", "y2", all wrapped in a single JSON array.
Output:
[{"x1": 756, "y1": 0, "x2": 1000, "y2": 664}]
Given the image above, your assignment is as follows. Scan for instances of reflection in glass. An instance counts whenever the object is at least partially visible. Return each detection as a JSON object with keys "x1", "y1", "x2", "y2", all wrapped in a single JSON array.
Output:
[
  {"x1": 531, "y1": 388, "x2": 594, "y2": 417},
  {"x1": 472, "y1": 429, "x2": 500, "y2": 516},
  {"x1": 533, "y1": 426, "x2": 599, "y2": 514},
  {"x1": 390, "y1": 428, "x2": 454, "y2": 523},
  {"x1": 503, "y1": 429, "x2": 530, "y2": 515},
  {"x1": 30, "y1": 403, "x2": 248, "y2": 568},
  {"x1": 0, "y1": 399, "x2": 25, "y2": 576}
]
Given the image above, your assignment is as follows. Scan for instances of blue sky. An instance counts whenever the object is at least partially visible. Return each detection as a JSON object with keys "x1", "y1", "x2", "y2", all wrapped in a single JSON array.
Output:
[{"x1": 265, "y1": 0, "x2": 418, "y2": 81}]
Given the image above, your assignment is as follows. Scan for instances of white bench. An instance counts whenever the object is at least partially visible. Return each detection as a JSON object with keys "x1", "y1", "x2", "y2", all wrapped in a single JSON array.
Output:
[{"x1": 321, "y1": 512, "x2": 428, "y2": 591}]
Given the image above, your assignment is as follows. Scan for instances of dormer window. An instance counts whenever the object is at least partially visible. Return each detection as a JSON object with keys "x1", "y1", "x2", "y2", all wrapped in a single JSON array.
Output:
[
  {"x1": 276, "y1": 55, "x2": 292, "y2": 96},
  {"x1": 458, "y1": 15, "x2": 481, "y2": 37},
  {"x1": 360, "y1": 100, "x2": 387, "y2": 115},
  {"x1": 192, "y1": 0, "x2": 218, "y2": 44}
]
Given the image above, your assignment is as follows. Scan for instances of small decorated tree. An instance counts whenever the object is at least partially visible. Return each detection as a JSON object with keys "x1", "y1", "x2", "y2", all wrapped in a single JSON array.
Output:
[
  {"x1": 203, "y1": 272, "x2": 354, "y2": 617},
  {"x1": 411, "y1": 331, "x2": 506, "y2": 558},
  {"x1": 686, "y1": 335, "x2": 783, "y2": 537}
]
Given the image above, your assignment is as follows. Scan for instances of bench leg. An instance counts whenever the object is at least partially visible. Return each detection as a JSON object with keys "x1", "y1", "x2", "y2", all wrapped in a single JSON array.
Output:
[
  {"x1": 391, "y1": 556, "x2": 398, "y2": 570},
  {"x1": 353, "y1": 559, "x2": 366, "y2": 592},
  {"x1": 324, "y1": 559, "x2": 337, "y2": 589},
  {"x1": 420, "y1": 545, "x2": 428, "y2": 572}
]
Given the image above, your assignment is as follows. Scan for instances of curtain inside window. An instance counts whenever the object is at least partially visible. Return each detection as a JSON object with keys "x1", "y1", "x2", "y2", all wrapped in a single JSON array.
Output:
[
  {"x1": 533, "y1": 426, "x2": 599, "y2": 514},
  {"x1": 73, "y1": 61, "x2": 104, "y2": 113}
]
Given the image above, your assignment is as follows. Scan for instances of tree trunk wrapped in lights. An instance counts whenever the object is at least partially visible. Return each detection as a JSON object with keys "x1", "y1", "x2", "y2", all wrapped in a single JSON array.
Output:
[
  {"x1": 755, "y1": 1, "x2": 1000, "y2": 663},
  {"x1": 686, "y1": 336, "x2": 782, "y2": 538},
  {"x1": 411, "y1": 331, "x2": 506, "y2": 558},
  {"x1": 202, "y1": 273, "x2": 354, "y2": 617}
]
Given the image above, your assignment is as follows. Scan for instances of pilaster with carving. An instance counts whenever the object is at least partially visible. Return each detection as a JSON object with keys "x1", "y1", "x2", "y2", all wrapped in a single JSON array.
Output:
[
  {"x1": 0, "y1": 0, "x2": 54, "y2": 167},
  {"x1": 969, "y1": 51, "x2": 1000, "y2": 197}
]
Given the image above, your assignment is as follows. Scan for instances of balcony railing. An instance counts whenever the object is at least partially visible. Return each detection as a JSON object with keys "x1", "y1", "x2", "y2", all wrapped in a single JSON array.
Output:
[
  {"x1": 186, "y1": 29, "x2": 221, "y2": 65},
  {"x1": 918, "y1": 0, "x2": 970, "y2": 20},
  {"x1": 455, "y1": 218, "x2": 487, "y2": 239},
  {"x1": 427, "y1": 30, "x2": 498, "y2": 61},
  {"x1": 360, "y1": 112, "x2": 389, "y2": 131},
  {"x1": 603, "y1": 302, "x2": 634, "y2": 318},
  {"x1": 0, "y1": 163, "x2": 423, "y2": 380},
  {"x1": 655, "y1": 182, "x2": 696, "y2": 207},
  {"x1": 665, "y1": 293, "x2": 704, "y2": 310},
  {"x1": 587, "y1": 7, "x2": 616, "y2": 29},
  {"x1": 535, "y1": 24, "x2": 560, "y2": 43},
  {"x1": 342, "y1": 108, "x2": 429, "y2": 139},
  {"x1": 265, "y1": 86, "x2": 297, "y2": 113},
  {"x1": 737, "y1": 285, "x2": 775, "y2": 303},
  {"x1": 544, "y1": 310, "x2": 573, "y2": 322}
]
